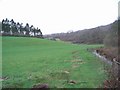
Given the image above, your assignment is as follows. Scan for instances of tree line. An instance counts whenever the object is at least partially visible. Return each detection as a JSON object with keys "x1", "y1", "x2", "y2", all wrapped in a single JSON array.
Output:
[
  {"x1": 45, "y1": 19, "x2": 118, "y2": 45},
  {"x1": 1, "y1": 18, "x2": 43, "y2": 38},
  {"x1": 45, "y1": 24, "x2": 110, "y2": 44}
]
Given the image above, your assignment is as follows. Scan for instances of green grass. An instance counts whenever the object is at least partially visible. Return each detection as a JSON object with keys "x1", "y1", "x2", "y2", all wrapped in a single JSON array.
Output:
[{"x1": 2, "y1": 36, "x2": 108, "y2": 88}]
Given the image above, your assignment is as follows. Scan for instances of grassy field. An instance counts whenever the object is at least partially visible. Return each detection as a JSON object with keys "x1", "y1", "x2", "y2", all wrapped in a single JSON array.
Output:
[{"x1": 2, "y1": 36, "x2": 108, "y2": 88}]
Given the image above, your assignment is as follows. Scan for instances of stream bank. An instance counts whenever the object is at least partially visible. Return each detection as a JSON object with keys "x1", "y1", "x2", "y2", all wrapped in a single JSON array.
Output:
[
  {"x1": 93, "y1": 50, "x2": 113, "y2": 65},
  {"x1": 93, "y1": 49, "x2": 120, "y2": 88}
]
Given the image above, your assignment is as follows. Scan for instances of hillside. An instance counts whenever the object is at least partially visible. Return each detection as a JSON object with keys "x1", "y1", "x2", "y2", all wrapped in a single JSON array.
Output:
[
  {"x1": 44, "y1": 21, "x2": 115, "y2": 44},
  {"x1": 2, "y1": 36, "x2": 108, "y2": 88}
]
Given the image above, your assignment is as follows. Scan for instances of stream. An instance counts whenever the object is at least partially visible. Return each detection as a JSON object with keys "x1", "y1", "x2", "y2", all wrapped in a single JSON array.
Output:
[{"x1": 93, "y1": 50, "x2": 113, "y2": 65}]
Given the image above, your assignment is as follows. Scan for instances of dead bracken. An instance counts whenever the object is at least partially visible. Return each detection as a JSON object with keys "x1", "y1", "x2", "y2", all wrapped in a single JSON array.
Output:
[
  {"x1": 69, "y1": 80, "x2": 77, "y2": 84},
  {"x1": 31, "y1": 83, "x2": 49, "y2": 90}
]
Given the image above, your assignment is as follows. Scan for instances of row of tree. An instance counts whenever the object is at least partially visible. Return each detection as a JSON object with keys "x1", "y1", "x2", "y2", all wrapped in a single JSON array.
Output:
[{"x1": 1, "y1": 18, "x2": 43, "y2": 38}]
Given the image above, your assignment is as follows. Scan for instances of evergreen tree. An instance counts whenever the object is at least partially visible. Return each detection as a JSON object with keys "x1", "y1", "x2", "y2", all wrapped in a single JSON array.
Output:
[
  {"x1": 3, "y1": 18, "x2": 11, "y2": 34},
  {"x1": 25, "y1": 23, "x2": 30, "y2": 36},
  {"x1": 10, "y1": 19, "x2": 15, "y2": 35},
  {"x1": 33, "y1": 27, "x2": 36, "y2": 36},
  {"x1": 17, "y1": 22, "x2": 20, "y2": 34},
  {"x1": 19, "y1": 23, "x2": 25, "y2": 35},
  {"x1": 11, "y1": 22, "x2": 18, "y2": 35},
  {"x1": 1, "y1": 18, "x2": 43, "y2": 38},
  {"x1": 30, "y1": 25, "x2": 35, "y2": 36},
  {"x1": 39, "y1": 29, "x2": 43, "y2": 37},
  {"x1": 2, "y1": 19, "x2": 5, "y2": 32}
]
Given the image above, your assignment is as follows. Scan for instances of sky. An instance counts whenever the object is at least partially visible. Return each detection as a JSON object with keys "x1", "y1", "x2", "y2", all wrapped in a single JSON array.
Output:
[{"x1": 0, "y1": 0, "x2": 119, "y2": 34}]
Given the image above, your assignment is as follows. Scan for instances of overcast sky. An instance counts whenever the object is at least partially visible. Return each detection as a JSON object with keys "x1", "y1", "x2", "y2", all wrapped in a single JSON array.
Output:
[{"x1": 0, "y1": 0, "x2": 119, "y2": 34}]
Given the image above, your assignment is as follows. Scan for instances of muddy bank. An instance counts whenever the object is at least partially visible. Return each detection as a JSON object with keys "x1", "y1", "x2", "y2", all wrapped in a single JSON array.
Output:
[
  {"x1": 95, "y1": 47, "x2": 119, "y2": 62},
  {"x1": 93, "y1": 47, "x2": 120, "y2": 88},
  {"x1": 93, "y1": 50, "x2": 112, "y2": 65}
]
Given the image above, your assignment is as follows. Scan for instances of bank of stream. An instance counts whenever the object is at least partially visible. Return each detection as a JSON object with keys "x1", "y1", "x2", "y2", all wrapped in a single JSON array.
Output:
[{"x1": 93, "y1": 50, "x2": 113, "y2": 65}]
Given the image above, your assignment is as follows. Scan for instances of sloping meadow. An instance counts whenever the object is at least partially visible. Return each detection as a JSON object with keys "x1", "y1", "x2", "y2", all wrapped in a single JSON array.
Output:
[{"x1": 2, "y1": 36, "x2": 108, "y2": 88}]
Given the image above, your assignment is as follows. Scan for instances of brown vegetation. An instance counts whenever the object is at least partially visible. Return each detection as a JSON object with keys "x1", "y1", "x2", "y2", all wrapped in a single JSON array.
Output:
[
  {"x1": 97, "y1": 19, "x2": 120, "y2": 88},
  {"x1": 31, "y1": 84, "x2": 49, "y2": 90},
  {"x1": 96, "y1": 47, "x2": 119, "y2": 62}
]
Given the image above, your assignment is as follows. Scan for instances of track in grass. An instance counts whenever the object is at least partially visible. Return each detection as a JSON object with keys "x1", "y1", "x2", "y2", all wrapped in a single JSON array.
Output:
[{"x1": 2, "y1": 36, "x2": 108, "y2": 88}]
